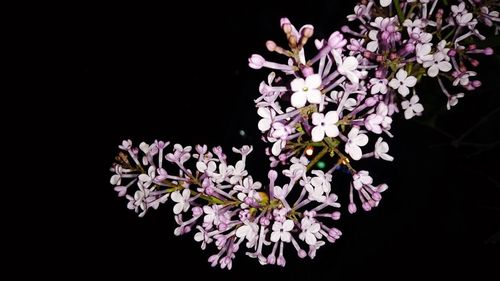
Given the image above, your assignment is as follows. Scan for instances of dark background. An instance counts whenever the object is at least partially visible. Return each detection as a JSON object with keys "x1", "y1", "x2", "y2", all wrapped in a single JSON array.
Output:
[{"x1": 64, "y1": 1, "x2": 500, "y2": 279}]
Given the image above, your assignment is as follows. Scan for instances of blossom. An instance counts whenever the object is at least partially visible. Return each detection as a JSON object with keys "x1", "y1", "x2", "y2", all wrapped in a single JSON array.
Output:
[
  {"x1": 257, "y1": 107, "x2": 276, "y2": 132},
  {"x1": 332, "y1": 50, "x2": 359, "y2": 84},
  {"x1": 299, "y1": 218, "x2": 322, "y2": 245},
  {"x1": 290, "y1": 74, "x2": 322, "y2": 108},
  {"x1": 379, "y1": 0, "x2": 392, "y2": 8},
  {"x1": 171, "y1": 189, "x2": 191, "y2": 214},
  {"x1": 374, "y1": 137, "x2": 394, "y2": 161},
  {"x1": 389, "y1": 69, "x2": 417, "y2": 97},
  {"x1": 345, "y1": 127, "x2": 369, "y2": 160},
  {"x1": 423, "y1": 53, "x2": 452, "y2": 77},
  {"x1": 370, "y1": 78, "x2": 388, "y2": 95},
  {"x1": 447, "y1": 93, "x2": 465, "y2": 110},
  {"x1": 270, "y1": 220, "x2": 294, "y2": 243},
  {"x1": 311, "y1": 111, "x2": 339, "y2": 142},
  {"x1": 401, "y1": 95, "x2": 424, "y2": 119}
]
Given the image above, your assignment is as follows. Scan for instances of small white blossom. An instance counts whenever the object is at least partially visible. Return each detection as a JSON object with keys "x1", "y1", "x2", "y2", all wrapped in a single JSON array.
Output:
[
  {"x1": 299, "y1": 218, "x2": 322, "y2": 245},
  {"x1": 311, "y1": 111, "x2": 340, "y2": 142},
  {"x1": 345, "y1": 127, "x2": 369, "y2": 160},
  {"x1": 270, "y1": 220, "x2": 294, "y2": 243},
  {"x1": 379, "y1": 0, "x2": 392, "y2": 7},
  {"x1": 171, "y1": 189, "x2": 191, "y2": 214},
  {"x1": 401, "y1": 95, "x2": 424, "y2": 119},
  {"x1": 374, "y1": 137, "x2": 394, "y2": 161},
  {"x1": 370, "y1": 78, "x2": 388, "y2": 95},
  {"x1": 290, "y1": 74, "x2": 322, "y2": 108},
  {"x1": 423, "y1": 53, "x2": 452, "y2": 77},
  {"x1": 389, "y1": 69, "x2": 417, "y2": 97},
  {"x1": 447, "y1": 93, "x2": 465, "y2": 110}
]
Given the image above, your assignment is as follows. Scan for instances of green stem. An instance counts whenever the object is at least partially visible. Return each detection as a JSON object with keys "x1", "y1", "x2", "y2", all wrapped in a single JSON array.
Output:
[
  {"x1": 306, "y1": 146, "x2": 328, "y2": 171},
  {"x1": 393, "y1": 0, "x2": 405, "y2": 23}
]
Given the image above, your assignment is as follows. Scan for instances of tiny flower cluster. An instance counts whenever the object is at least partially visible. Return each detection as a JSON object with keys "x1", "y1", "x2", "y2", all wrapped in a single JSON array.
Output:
[{"x1": 111, "y1": 0, "x2": 498, "y2": 269}]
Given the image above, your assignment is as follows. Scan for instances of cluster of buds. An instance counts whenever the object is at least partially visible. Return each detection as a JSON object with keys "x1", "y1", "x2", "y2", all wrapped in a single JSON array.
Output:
[{"x1": 110, "y1": 0, "x2": 499, "y2": 269}]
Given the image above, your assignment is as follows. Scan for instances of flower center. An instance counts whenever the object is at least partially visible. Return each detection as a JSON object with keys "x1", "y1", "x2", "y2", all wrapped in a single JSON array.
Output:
[{"x1": 303, "y1": 87, "x2": 309, "y2": 92}]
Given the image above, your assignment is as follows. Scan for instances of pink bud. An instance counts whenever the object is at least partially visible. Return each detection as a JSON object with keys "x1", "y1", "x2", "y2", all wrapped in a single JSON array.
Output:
[
  {"x1": 248, "y1": 54, "x2": 265, "y2": 69},
  {"x1": 300, "y1": 24, "x2": 314, "y2": 38},
  {"x1": 362, "y1": 202, "x2": 372, "y2": 211},
  {"x1": 348, "y1": 203, "x2": 357, "y2": 214},
  {"x1": 448, "y1": 49, "x2": 457, "y2": 57},
  {"x1": 267, "y1": 255, "x2": 276, "y2": 265},
  {"x1": 470, "y1": 59, "x2": 480, "y2": 67},
  {"x1": 365, "y1": 97, "x2": 378, "y2": 107},
  {"x1": 277, "y1": 256, "x2": 286, "y2": 267},
  {"x1": 328, "y1": 31, "x2": 347, "y2": 49},
  {"x1": 472, "y1": 80, "x2": 482, "y2": 87},
  {"x1": 372, "y1": 192, "x2": 382, "y2": 201},
  {"x1": 298, "y1": 249, "x2": 307, "y2": 258},
  {"x1": 301, "y1": 66, "x2": 314, "y2": 77},
  {"x1": 331, "y1": 211, "x2": 341, "y2": 220},
  {"x1": 341, "y1": 25, "x2": 350, "y2": 33},
  {"x1": 266, "y1": 40, "x2": 277, "y2": 52},
  {"x1": 484, "y1": 47, "x2": 494, "y2": 56},
  {"x1": 192, "y1": 206, "x2": 203, "y2": 217}
]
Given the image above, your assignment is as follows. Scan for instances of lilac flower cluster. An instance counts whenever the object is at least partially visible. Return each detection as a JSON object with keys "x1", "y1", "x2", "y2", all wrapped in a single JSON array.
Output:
[{"x1": 111, "y1": 0, "x2": 499, "y2": 269}]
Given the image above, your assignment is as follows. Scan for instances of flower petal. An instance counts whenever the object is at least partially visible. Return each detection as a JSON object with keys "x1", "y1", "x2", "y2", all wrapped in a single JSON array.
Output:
[
  {"x1": 291, "y1": 92, "x2": 307, "y2": 108},
  {"x1": 291, "y1": 78, "x2": 305, "y2": 92},
  {"x1": 307, "y1": 89, "x2": 322, "y2": 104},
  {"x1": 311, "y1": 126, "x2": 325, "y2": 142},
  {"x1": 305, "y1": 74, "x2": 322, "y2": 89}
]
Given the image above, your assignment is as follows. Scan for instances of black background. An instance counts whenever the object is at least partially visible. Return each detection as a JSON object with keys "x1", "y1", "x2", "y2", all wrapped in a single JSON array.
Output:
[{"x1": 63, "y1": 1, "x2": 500, "y2": 279}]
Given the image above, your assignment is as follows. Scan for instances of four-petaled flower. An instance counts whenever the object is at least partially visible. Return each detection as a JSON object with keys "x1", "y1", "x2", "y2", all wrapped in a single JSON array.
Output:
[
  {"x1": 270, "y1": 220, "x2": 294, "y2": 243},
  {"x1": 389, "y1": 69, "x2": 417, "y2": 97},
  {"x1": 345, "y1": 127, "x2": 369, "y2": 160},
  {"x1": 171, "y1": 189, "x2": 191, "y2": 214},
  {"x1": 401, "y1": 95, "x2": 424, "y2": 119},
  {"x1": 311, "y1": 111, "x2": 340, "y2": 142},
  {"x1": 290, "y1": 74, "x2": 323, "y2": 108}
]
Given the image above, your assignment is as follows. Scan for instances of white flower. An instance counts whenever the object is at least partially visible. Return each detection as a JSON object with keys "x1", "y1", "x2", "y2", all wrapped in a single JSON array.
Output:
[
  {"x1": 194, "y1": 226, "x2": 212, "y2": 250},
  {"x1": 423, "y1": 53, "x2": 452, "y2": 77},
  {"x1": 374, "y1": 137, "x2": 394, "y2": 161},
  {"x1": 345, "y1": 127, "x2": 369, "y2": 160},
  {"x1": 401, "y1": 95, "x2": 424, "y2": 119},
  {"x1": 138, "y1": 166, "x2": 156, "y2": 187},
  {"x1": 311, "y1": 111, "x2": 340, "y2": 142},
  {"x1": 299, "y1": 218, "x2": 322, "y2": 246},
  {"x1": 366, "y1": 30, "x2": 379, "y2": 52},
  {"x1": 196, "y1": 160, "x2": 217, "y2": 174},
  {"x1": 370, "y1": 78, "x2": 388, "y2": 95},
  {"x1": 353, "y1": 171, "x2": 373, "y2": 190},
  {"x1": 416, "y1": 43, "x2": 433, "y2": 63},
  {"x1": 171, "y1": 189, "x2": 191, "y2": 214},
  {"x1": 328, "y1": 90, "x2": 357, "y2": 110},
  {"x1": 332, "y1": 50, "x2": 360, "y2": 84},
  {"x1": 257, "y1": 107, "x2": 276, "y2": 132},
  {"x1": 235, "y1": 221, "x2": 259, "y2": 247},
  {"x1": 270, "y1": 220, "x2": 294, "y2": 243},
  {"x1": 379, "y1": 0, "x2": 392, "y2": 7},
  {"x1": 389, "y1": 69, "x2": 417, "y2": 97},
  {"x1": 110, "y1": 165, "x2": 123, "y2": 185},
  {"x1": 447, "y1": 93, "x2": 465, "y2": 110},
  {"x1": 203, "y1": 205, "x2": 221, "y2": 227},
  {"x1": 228, "y1": 160, "x2": 248, "y2": 184},
  {"x1": 436, "y1": 40, "x2": 450, "y2": 60},
  {"x1": 453, "y1": 71, "x2": 476, "y2": 86},
  {"x1": 212, "y1": 163, "x2": 231, "y2": 183},
  {"x1": 290, "y1": 74, "x2": 322, "y2": 108}
]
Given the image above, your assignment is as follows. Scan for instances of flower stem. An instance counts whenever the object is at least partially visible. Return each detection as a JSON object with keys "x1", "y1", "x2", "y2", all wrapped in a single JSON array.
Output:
[
  {"x1": 393, "y1": 0, "x2": 405, "y2": 23},
  {"x1": 306, "y1": 146, "x2": 329, "y2": 171}
]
